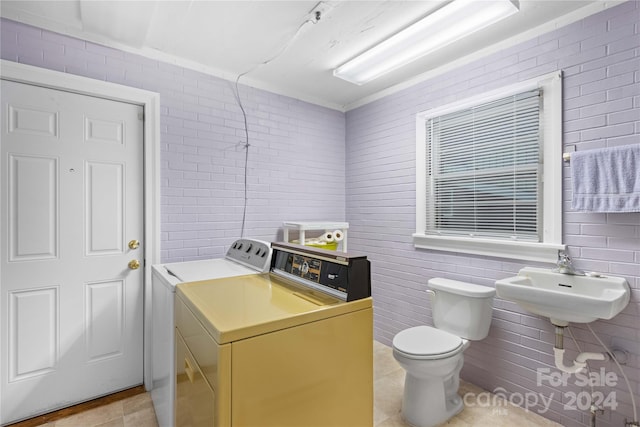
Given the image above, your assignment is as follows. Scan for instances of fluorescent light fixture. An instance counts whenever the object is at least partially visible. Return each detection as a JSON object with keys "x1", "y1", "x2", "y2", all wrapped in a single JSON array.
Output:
[{"x1": 333, "y1": 0, "x2": 519, "y2": 85}]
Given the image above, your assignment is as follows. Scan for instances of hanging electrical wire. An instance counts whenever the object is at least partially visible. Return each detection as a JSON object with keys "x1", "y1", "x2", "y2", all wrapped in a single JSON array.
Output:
[{"x1": 232, "y1": 12, "x2": 320, "y2": 238}]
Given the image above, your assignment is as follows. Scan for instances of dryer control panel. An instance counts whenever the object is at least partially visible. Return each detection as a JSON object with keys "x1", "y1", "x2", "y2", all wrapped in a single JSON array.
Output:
[{"x1": 270, "y1": 242, "x2": 371, "y2": 302}]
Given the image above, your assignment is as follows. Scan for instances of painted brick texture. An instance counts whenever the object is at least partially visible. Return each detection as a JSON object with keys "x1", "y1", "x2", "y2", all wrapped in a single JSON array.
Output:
[
  {"x1": 0, "y1": 18, "x2": 346, "y2": 263},
  {"x1": 345, "y1": 2, "x2": 640, "y2": 426}
]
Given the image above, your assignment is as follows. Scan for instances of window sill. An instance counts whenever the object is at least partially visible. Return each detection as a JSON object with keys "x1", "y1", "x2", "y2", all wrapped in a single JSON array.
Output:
[{"x1": 412, "y1": 233, "x2": 565, "y2": 263}]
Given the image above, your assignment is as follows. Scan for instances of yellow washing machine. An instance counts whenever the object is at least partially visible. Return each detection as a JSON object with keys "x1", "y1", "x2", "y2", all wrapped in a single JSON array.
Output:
[{"x1": 175, "y1": 242, "x2": 373, "y2": 427}]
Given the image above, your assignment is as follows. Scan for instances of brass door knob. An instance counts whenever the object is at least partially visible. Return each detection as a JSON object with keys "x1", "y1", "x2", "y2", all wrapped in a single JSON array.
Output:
[
  {"x1": 128, "y1": 239, "x2": 140, "y2": 250},
  {"x1": 128, "y1": 259, "x2": 140, "y2": 270}
]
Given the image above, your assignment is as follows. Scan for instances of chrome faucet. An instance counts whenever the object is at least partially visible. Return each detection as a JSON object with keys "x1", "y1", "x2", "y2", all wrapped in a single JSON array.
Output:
[{"x1": 554, "y1": 250, "x2": 585, "y2": 276}]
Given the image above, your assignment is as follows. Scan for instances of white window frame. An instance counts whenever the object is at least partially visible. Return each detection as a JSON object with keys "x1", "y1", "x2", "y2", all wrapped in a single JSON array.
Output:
[{"x1": 414, "y1": 71, "x2": 565, "y2": 263}]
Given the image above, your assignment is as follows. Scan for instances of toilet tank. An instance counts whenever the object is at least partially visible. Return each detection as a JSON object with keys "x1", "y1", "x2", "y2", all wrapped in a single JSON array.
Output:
[{"x1": 428, "y1": 278, "x2": 495, "y2": 340}]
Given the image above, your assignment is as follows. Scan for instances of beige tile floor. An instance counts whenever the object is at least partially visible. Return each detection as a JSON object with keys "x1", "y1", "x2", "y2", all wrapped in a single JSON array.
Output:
[
  {"x1": 32, "y1": 392, "x2": 158, "y2": 427},
  {"x1": 34, "y1": 341, "x2": 560, "y2": 427}
]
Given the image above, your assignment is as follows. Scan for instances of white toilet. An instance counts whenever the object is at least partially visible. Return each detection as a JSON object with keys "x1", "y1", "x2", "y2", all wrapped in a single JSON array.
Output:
[{"x1": 392, "y1": 278, "x2": 495, "y2": 427}]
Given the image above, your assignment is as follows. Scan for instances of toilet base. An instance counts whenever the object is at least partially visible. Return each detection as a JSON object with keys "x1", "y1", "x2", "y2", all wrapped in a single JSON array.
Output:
[{"x1": 400, "y1": 356, "x2": 465, "y2": 427}]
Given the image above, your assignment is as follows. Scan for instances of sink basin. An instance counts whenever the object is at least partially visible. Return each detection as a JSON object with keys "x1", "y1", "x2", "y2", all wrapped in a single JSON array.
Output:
[{"x1": 495, "y1": 267, "x2": 630, "y2": 326}]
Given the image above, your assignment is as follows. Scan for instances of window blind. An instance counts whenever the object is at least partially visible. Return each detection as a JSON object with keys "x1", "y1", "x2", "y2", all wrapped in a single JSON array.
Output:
[{"x1": 425, "y1": 89, "x2": 542, "y2": 241}]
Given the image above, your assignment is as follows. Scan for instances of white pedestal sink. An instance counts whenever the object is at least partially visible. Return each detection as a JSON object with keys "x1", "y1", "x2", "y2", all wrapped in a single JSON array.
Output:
[{"x1": 495, "y1": 267, "x2": 630, "y2": 326}]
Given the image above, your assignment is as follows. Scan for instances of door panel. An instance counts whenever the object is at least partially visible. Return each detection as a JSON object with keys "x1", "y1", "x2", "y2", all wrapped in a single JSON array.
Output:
[
  {"x1": 84, "y1": 116, "x2": 124, "y2": 145},
  {"x1": 8, "y1": 105, "x2": 58, "y2": 137},
  {"x1": 1, "y1": 79, "x2": 144, "y2": 424},
  {"x1": 85, "y1": 279, "x2": 124, "y2": 361},
  {"x1": 8, "y1": 154, "x2": 58, "y2": 261},
  {"x1": 8, "y1": 287, "x2": 58, "y2": 381},
  {"x1": 85, "y1": 161, "x2": 124, "y2": 255}
]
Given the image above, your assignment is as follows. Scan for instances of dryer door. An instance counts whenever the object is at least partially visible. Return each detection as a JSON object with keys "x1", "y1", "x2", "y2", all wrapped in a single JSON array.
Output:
[{"x1": 176, "y1": 331, "x2": 215, "y2": 427}]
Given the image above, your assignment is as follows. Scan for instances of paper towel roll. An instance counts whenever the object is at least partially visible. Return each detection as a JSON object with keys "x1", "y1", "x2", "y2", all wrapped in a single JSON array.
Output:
[
  {"x1": 333, "y1": 230, "x2": 344, "y2": 241},
  {"x1": 321, "y1": 231, "x2": 334, "y2": 242}
]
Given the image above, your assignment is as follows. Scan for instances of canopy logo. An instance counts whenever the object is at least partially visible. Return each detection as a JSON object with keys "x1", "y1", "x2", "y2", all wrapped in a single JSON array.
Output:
[
  {"x1": 462, "y1": 367, "x2": 619, "y2": 415},
  {"x1": 462, "y1": 387, "x2": 554, "y2": 414}
]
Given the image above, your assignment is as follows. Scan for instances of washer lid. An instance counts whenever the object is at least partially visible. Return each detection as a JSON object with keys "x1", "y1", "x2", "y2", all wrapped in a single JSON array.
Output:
[
  {"x1": 164, "y1": 258, "x2": 256, "y2": 283},
  {"x1": 393, "y1": 326, "x2": 463, "y2": 356}
]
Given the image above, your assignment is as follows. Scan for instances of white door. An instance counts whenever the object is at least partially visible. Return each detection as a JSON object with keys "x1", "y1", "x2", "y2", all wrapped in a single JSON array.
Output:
[{"x1": 0, "y1": 80, "x2": 144, "y2": 424}]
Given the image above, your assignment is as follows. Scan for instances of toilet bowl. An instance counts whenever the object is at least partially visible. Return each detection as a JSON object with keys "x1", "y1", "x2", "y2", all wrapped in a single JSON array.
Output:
[{"x1": 392, "y1": 278, "x2": 495, "y2": 427}]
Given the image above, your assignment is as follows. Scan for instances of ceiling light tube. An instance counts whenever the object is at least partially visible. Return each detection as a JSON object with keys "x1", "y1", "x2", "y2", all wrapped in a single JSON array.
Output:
[{"x1": 333, "y1": 0, "x2": 519, "y2": 85}]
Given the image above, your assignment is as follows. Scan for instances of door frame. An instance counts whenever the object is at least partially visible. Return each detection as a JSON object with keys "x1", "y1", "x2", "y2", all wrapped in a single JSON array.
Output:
[{"x1": 0, "y1": 59, "x2": 160, "y2": 390}]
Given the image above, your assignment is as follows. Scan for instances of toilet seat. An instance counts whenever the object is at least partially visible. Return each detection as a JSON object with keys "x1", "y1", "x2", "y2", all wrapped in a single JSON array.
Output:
[{"x1": 393, "y1": 326, "x2": 465, "y2": 360}]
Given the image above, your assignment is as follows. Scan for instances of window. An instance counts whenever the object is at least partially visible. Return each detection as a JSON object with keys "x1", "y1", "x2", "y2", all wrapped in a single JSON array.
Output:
[{"x1": 414, "y1": 72, "x2": 564, "y2": 262}]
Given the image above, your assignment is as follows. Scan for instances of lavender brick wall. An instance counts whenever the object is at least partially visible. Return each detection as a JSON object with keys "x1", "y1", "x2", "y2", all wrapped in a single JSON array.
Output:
[
  {"x1": 345, "y1": 2, "x2": 640, "y2": 426},
  {"x1": 0, "y1": 18, "x2": 346, "y2": 263}
]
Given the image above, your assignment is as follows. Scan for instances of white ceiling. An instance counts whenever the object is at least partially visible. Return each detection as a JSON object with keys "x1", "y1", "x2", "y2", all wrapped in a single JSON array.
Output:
[{"x1": 0, "y1": 1, "x2": 621, "y2": 111}]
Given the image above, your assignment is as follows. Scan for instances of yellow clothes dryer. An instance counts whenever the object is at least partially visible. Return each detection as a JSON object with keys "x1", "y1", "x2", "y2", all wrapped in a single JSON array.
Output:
[{"x1": 175, "y1": 242, "x2": 373, "y2": 427}]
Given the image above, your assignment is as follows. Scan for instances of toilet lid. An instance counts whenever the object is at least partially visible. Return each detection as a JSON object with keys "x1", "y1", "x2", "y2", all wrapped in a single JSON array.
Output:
[{"x1": 393, "y1": 326, "x2": 463, "y2": 358}]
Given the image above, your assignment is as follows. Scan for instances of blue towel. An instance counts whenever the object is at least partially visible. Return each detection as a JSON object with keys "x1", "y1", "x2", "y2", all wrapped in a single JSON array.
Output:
[{"x1": 571, "y1": 144, "x2": 640, "y2": 213}]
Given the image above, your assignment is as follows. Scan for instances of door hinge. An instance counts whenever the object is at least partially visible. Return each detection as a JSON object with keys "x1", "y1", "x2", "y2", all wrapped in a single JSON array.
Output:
[{"x1": 138, "y1": 112, "x2": 144, "y2": 121}]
